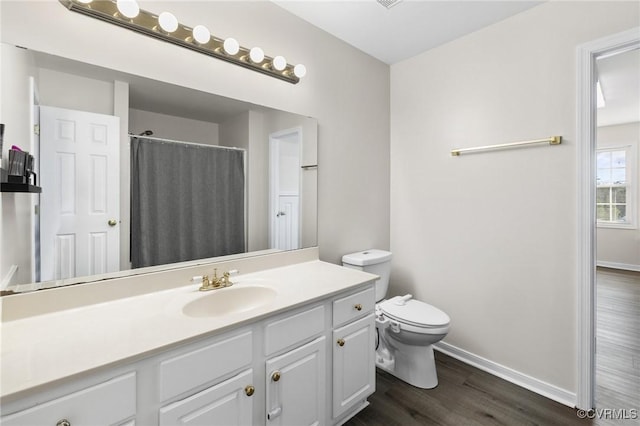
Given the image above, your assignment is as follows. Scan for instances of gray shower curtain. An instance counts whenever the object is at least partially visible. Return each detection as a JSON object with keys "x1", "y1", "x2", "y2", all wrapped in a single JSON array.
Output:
[{"x1": 131, "y1": 137, "x2": 245, "y2": 268}]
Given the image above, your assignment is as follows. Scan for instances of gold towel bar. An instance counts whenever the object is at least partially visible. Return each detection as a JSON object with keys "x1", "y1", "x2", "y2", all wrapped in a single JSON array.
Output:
[{"x1": 451, "y1": 136, "x2": 562, "y2": 156}]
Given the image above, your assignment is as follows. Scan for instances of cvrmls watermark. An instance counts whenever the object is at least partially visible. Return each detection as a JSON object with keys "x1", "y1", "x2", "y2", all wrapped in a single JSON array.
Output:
[{"x1": 577, "y1": 408, "x2": 638, "y2": 420}]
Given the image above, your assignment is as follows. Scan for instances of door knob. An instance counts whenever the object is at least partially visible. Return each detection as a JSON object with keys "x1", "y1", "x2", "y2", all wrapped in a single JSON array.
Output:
[
  {"x1": 271, "y1": 371, "x2": 281, "y2": 382},
  {"x1": 245, "y1": 385, "x2": 255, "y2": 396},
  {"x1": 337, "y1": 338, "x2": 345, "y2": 347},
  {"x1": 108, "y1": 219, "x2": 118, "y2": 227},
  {"x1": 276, "y1": 211, "x2": 286, "y2": 217}
]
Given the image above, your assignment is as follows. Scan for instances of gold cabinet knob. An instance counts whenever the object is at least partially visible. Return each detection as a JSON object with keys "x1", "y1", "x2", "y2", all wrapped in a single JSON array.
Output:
[
  {"x1": 57, "y1": 420, "x2": 71, "y2": 426},
  {"x1": 337, "y1": 338, "x2": 345, "y2": 347},
  {"x1": 245, "y1": 385, "x2": 255, "y2": 396},
  {"x1": 108, "y1": 219, "x2": 117, "y2": 227},
  {"x1": 271, "y1": 371, "x2": 281, "y2": 382},
  {"x1": 354, "y1": 304, "x2": 362, "y2": 311}
]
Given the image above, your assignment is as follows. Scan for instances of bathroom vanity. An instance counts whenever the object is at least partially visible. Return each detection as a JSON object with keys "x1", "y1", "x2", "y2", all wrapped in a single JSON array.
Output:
[{"x1": 0, "y1": 252, "x2": 377, "y2": 425}]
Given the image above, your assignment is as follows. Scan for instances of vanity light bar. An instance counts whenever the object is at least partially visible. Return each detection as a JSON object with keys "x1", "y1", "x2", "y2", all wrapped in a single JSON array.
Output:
[{"x1": 58, "y1": 0, "x2": 305, "y2": 84}]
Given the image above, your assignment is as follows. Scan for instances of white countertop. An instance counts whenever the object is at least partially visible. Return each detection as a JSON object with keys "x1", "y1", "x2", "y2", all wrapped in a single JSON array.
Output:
[{"x1": 0, "y1": 260, "x2": 376, "y2": 401}]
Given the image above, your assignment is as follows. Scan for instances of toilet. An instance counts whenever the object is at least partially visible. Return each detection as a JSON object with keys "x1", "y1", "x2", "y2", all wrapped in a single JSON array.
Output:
[{"x1": 342, "y1": 249, "x2": 450, "y2": 389}]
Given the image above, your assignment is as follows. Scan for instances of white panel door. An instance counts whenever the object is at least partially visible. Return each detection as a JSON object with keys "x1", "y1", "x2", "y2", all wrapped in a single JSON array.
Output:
[
  {"x1": 269, "y1": 128, "x2": 301, "y2": 251},
  {"x1": 275, "y1": 194, "x2": 299, "y2": 251},
  {"x1": 39, "y1": 106, "x2": 120, "y2": 281},
  {"x1": 266, "y1": 337, "x2": 325, "y2": 426}
]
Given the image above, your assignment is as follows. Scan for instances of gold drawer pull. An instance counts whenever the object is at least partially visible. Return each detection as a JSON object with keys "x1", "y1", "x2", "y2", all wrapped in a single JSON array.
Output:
[
  {"x1": 271, "y1": 371, "x2": 281, "y2": 382},
  {"x1": 245, "y1": 385, "x2": 255, "y2": 396},
  {"x1": 354, "y1": 304, "x2": 362, "y2": 311},
  {"x1": 337, "y1": 338, "x2": 345, "y2": 347}
]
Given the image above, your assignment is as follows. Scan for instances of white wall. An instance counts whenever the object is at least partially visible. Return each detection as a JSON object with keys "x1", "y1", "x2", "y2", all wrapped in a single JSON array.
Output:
[
  {"x1": 597, "y1": 122, "x2": 640, "y2": 270},
  {"x1": 0, "y1": 44, "x2": 36, "y2": 286},
  {"x1": 129, "y1": 109, "x2": 220, "y2": 145},
  {"x1": 0, "y1": 0, "x2": 391, "y2": 267},
  {"x1": 38, "y1": 68, "x2": 114, "y2": 114},
  {"x1": 390, "y1": 1, "x2": 639, "y2": 396}
]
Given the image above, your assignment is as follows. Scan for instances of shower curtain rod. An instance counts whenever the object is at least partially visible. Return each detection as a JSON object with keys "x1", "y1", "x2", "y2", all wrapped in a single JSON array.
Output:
[{"x1": 128, "y1": 133, "x2": 246, "y2": 152}]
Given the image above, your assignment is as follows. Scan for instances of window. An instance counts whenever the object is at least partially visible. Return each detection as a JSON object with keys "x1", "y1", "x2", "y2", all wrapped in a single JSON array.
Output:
[{"x1": 596, "y1": 146, "x2": 635, "y2": 228}]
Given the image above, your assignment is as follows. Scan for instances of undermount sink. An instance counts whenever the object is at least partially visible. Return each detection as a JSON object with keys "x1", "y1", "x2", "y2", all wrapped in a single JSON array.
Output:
[{"x1": 182, "y1": 285, "x2": 277, "y2": 318}]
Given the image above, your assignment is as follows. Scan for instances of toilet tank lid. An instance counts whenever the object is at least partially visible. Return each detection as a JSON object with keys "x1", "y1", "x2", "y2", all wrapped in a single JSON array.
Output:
[{"x1": 342, "y1": 249, "x2": 392, "y2": 266}]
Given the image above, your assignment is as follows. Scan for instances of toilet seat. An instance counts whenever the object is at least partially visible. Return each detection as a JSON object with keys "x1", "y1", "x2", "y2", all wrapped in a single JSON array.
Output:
[{"x1": 379, "y1": 295, "x2": 450, "y2": 329}]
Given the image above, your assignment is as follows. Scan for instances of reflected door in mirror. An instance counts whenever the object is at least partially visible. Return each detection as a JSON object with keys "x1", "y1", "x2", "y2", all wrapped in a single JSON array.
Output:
[
  {"x1": 40, "y1": 106, "x2": 120, "y2": 281},
  {"x1": 270, "y1": 128, "x2": 302, "y2": 251}
]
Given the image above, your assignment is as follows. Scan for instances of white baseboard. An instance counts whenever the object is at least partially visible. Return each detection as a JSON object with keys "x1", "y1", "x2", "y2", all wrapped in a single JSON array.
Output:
[
  {"x1": 434, "y1": 341, "x2": 576, "y2": 408},
  {"x1": 596, "y1": 261, "x2": 640, "y2": 272}
]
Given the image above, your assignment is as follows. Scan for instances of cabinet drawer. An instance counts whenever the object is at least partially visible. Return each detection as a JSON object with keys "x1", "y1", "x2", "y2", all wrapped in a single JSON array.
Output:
[
  {"x1": 265, "y1": 305, "x2": 325, "y2": 355},
  {"x1": 159, "y1": 369, "x2": 253, "y2": 425},
  {"x1": 333, "y1": 286, "x2": 375, "y2": 327},
  {"x1": 160, "y1": 330, "x2": 252, "y2": 402},
  {"x1": 1, "y1": 372, "x2": 136, "y2": 425}
]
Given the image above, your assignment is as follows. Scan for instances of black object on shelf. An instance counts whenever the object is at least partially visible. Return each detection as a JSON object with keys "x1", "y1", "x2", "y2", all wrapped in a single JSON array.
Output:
[
  {"x1": 1, "y1": 182, "x2": 42, "y2": 193},
  {"x1": 0, "y1": 167, "x2": 41, "y2": 193}
]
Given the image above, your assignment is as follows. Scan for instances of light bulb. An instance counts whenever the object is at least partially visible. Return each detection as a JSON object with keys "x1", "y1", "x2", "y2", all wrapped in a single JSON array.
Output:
[
  {"x1": 77, "y1": 0, "x2": 93, "y2": 3},
  {"x1": 293, "y1": 64, "x2": 307, "y2": 78},
  {"x1": 223, "y1": 38, "x2": 240, "y2": 55},
  {"x1": 249, "y1": 47, "x2": 264, "y2": 64},
  {"x1": 116, "y1": 0, "x2": 139, "y2": 19},
  {"x1": 272, "y1": 55, "x2": 287, "y2": 71},
  {"x1": 192, "y1": 25, "x2": 210, "y2": 44},
  {"x1": 158, "y1": 12, "x2": 178, "y2": 33}
]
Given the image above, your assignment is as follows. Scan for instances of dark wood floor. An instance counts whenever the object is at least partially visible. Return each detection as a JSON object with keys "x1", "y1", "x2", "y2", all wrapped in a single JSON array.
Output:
[
  {"x1": 346, "y1": 268, "x2": 639, "y2": 426},
  {"x1": 595, "y1": 268, "x2": 640, "y2": 426},
  {"x1": 346, "y1": 352, "x2": 591, "y2": 426}
]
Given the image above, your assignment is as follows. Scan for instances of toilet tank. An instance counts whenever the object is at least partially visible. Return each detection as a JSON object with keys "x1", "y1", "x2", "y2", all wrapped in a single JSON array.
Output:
[{"x1": 341, "y1": 249, "x2": 392, "y2": 302}]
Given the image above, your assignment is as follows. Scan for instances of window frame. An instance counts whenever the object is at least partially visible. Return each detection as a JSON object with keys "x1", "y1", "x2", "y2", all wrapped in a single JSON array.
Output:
[{"x1": 596, "y1": 144, "x2": 637, "y2": 229}]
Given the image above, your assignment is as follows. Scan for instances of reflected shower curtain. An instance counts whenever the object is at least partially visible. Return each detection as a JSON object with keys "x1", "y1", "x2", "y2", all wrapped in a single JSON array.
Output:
[{"x1": 131, "y1": 137, "x2": 245, "y2": 268}]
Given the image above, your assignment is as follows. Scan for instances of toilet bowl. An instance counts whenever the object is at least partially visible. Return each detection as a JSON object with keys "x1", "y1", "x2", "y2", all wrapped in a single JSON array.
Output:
[
  {"x1": 376, "y1": 295, "x2": 450, "y2": 388},
  {"x1": 342, "y1": 250, "x2": 450, "y2": 389}
]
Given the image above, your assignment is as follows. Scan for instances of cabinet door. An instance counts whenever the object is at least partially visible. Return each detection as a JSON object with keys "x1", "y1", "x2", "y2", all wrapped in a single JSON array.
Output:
[
  {"x1": 333, "y1": 313, "x2": 375, "y2": 418},
  {"x1": 159, "y1": 369, "x2": 254, "y2": 426},
  {"x1": 265, "y1": 337, "x2": 326, "y2": 426}
]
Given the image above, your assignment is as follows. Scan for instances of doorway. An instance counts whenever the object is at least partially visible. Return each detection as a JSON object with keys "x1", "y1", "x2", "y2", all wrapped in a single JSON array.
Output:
[
  {"x1": 269, "y1": 127, "x2": 302, "y2": 251},
  {"x1": 593, "y1": 47, "x2": 640, "y2": 415},
  {"x1": 576, "y1": 28, "x2": 640, "y2": 411}
]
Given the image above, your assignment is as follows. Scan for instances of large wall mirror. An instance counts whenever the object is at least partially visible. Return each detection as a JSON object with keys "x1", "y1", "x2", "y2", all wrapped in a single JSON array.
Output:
[{"x1": 1, "y1": 44, "x2": 318, "y2": 294}]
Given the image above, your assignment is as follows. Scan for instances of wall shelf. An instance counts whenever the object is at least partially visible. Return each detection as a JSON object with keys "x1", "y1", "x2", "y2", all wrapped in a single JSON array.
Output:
[{"x1": 1, "y1": 183, "x2": 42, "y2": 193}]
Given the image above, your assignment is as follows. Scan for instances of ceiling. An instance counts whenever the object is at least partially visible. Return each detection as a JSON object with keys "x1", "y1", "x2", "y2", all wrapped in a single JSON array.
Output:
[
  {"x1": 597, "y1": 48, "x2": 640, "y2": 127},
  {"x1": 273, "y1": 0, "x2": 638, "y2": 126},
  {"x1": 272, "y1": 0, "x2": 544, "y2": 64}
]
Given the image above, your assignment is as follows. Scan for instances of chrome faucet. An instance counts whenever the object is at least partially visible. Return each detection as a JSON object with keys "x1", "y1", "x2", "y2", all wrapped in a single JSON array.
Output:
[{"x1": 199, "y1": 268, "x2": 233, "y2": 291}]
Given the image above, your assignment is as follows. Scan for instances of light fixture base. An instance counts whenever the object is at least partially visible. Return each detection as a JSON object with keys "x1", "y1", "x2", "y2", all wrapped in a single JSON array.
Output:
[{"x1": 59, "y1": 0, "x2": 302, "y2": 84}]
